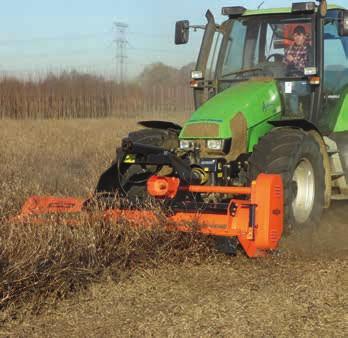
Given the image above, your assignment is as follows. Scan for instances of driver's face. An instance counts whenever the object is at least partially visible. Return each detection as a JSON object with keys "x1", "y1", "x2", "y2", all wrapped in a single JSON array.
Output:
[{"x1": 293, "y1": 32, "x2": 306, "y2": 46}]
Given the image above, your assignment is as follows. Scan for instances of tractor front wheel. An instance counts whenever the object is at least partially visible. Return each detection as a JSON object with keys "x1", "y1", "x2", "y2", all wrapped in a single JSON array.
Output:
[{"x1": 248, "y1": 127, "x2": 325, "y2": 231}]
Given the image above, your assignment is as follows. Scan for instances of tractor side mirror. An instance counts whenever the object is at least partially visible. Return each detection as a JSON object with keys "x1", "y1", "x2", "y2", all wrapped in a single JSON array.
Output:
[
  {"x1": 339, "y1": 11, "x2": 348, "y2": 36},
  {"x1": 175, "y1": 20, "x2": 190, "y2": 45}
]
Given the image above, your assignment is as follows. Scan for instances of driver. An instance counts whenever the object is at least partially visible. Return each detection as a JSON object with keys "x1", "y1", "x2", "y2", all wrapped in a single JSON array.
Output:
[
  {"x1": 284, "y1": 25, "x2": 312, "y2": 115},
  {"x1": 285, "y1": 25, "x2": 311, "y2": 74}
]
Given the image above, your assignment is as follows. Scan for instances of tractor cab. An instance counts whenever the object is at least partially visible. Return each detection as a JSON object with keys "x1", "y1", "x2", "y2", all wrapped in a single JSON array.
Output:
[
  {"x1": 176, "y1": 1, "x2": 348, "y2": 133},
  {"x1": 215, "y1": 11, "x2": 315, "y2": 118}
]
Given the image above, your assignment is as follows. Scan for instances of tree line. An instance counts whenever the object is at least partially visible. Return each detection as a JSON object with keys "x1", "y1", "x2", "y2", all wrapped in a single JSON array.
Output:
[{"x1": 0, "y1": 62, "x2": 195, "y2": 119}]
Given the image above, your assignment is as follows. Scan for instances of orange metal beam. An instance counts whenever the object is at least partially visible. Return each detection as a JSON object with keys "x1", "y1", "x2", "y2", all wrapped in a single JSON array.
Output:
[{"x1": 181, "y1": 185, "x2": 251, "y2": 195}]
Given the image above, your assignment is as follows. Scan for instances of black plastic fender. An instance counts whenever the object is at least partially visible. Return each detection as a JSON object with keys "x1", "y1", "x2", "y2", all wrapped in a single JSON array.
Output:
[{"x1": 138, "y1": 120, "x2": 182, "y2": 132}]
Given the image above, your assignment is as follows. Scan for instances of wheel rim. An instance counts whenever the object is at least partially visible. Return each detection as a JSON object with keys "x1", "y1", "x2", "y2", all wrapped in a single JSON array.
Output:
[{"x1": 292, "y1": 158, "x2": 315, "y2": 224}]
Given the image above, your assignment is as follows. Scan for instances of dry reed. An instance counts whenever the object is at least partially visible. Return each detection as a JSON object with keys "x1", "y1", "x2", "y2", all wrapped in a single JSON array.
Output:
[
  {"x1": 0, "y1": 115, "x2": 207, "y2": 319},
  {"x1": 0, "y1": 214, "x2": 213, "y2": 315}
]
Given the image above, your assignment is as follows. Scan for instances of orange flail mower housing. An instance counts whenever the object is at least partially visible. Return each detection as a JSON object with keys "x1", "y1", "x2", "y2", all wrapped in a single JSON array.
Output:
[{"x1": 14, "y1": 174, "x2": 283, "y2": 258}]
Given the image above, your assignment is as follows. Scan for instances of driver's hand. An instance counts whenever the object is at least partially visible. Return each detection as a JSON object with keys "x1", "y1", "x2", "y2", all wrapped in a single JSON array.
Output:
[{"x1": 287, "y1": 54, "x2": 294, "y2": 63}]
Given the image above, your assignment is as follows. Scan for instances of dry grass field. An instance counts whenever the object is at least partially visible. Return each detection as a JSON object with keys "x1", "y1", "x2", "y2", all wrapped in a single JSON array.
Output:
[{"x1": 0, "y1": 117, "x2": 347, "y2": 337}]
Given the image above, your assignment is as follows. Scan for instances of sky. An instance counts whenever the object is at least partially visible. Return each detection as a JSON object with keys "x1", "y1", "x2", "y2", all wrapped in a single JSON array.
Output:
[{"x1": 0, "y1": 0, "x2": 346, "y2": 79}]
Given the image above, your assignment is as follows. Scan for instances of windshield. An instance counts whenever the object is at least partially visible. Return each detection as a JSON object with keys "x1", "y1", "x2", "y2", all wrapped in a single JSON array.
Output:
[{"x1": 220, "y1": 15, "x2": 315, "y2": 80}]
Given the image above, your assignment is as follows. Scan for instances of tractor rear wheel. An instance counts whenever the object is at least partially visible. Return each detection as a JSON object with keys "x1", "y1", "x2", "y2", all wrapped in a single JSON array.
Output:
[
  {"x1": 248, "y1": 127, "x2": 325, "y2": 231},
  {"x1": 95, "y1": 128, "x2": 179, "y2": 205}
]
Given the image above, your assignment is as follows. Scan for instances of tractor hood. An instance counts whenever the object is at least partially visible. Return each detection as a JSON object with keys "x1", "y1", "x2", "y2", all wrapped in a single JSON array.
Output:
[{"x1": 180, "y1": 79, "x2": 282, "y2": 139}]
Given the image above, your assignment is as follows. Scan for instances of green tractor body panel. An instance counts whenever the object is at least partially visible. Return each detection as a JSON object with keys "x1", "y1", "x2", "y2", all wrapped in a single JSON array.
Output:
[
  {"x1": 334, "y1": 94, "x2": 348, "y2": 133},
  {"x1": 180, "y1": 80, "x2": 282, "y2": 149}
]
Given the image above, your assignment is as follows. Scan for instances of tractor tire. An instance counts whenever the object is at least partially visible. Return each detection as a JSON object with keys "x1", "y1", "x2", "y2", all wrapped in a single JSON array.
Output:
[
  {"x1": 248, "y1": 127, "x2": 325, "y2": 231},
  {"x1": 95, "y1": 128, "x2": 179, "y2": 204}
]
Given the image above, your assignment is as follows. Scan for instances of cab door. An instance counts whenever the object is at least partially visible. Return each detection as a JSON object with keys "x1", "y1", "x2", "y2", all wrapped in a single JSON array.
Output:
[{"x1": 319, "y1": 10, "x2": 348, "y2": 132}]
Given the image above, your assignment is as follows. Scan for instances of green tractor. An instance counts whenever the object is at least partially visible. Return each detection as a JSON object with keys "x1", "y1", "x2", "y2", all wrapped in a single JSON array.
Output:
[{"x1": 96, "y1": 1, "x2": 348, "y2": 231}]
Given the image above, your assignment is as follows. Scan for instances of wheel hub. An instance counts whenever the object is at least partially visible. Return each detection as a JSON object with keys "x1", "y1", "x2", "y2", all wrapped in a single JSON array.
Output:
[{"x1": 291, "y1": 158, "x2": 315, "y2": 224}]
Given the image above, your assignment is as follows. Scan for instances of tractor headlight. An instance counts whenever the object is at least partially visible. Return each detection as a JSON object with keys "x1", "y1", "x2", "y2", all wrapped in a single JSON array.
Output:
[
  {"x1": 180, "y1": 140, "x2": 194, "y2": 150},
  {"x1": 207, "y1": 139, "x2": 223, "y2": 151}
]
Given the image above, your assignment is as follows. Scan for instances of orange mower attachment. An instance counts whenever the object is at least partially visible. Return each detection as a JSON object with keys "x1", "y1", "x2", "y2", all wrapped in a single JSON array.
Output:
[{"x1": 14, "y1": 174, "x2": 283, "y2": 258}]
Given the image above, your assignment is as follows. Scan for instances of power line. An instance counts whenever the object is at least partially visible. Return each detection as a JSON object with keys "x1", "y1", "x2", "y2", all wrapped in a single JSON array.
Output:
[
  {"x1": 128, "y1": 47, "x2": 175, "y2": 54},
  {"x1": 0, "y1": 32, "x2": 111, "y2": 45},
  {"x1": 0, "y1": 47, "x2": 176, "y2": 61},
  {"x1": 0, "y1": 30, "x2": 170, "y2": 46},
  {"x1": 128, "y1": 31, "x2": 171, "y2": 39}
]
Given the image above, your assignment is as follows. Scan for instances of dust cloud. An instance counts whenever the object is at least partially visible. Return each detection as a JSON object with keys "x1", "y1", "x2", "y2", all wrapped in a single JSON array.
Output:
[{"x1": 282, "y1": 200, "x2": 348, "y2": 257}]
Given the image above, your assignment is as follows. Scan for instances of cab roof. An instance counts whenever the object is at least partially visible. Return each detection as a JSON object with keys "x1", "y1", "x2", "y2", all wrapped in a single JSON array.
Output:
[{"x1": 242, "y1": 4, "x2": 345, "y2": 16}]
